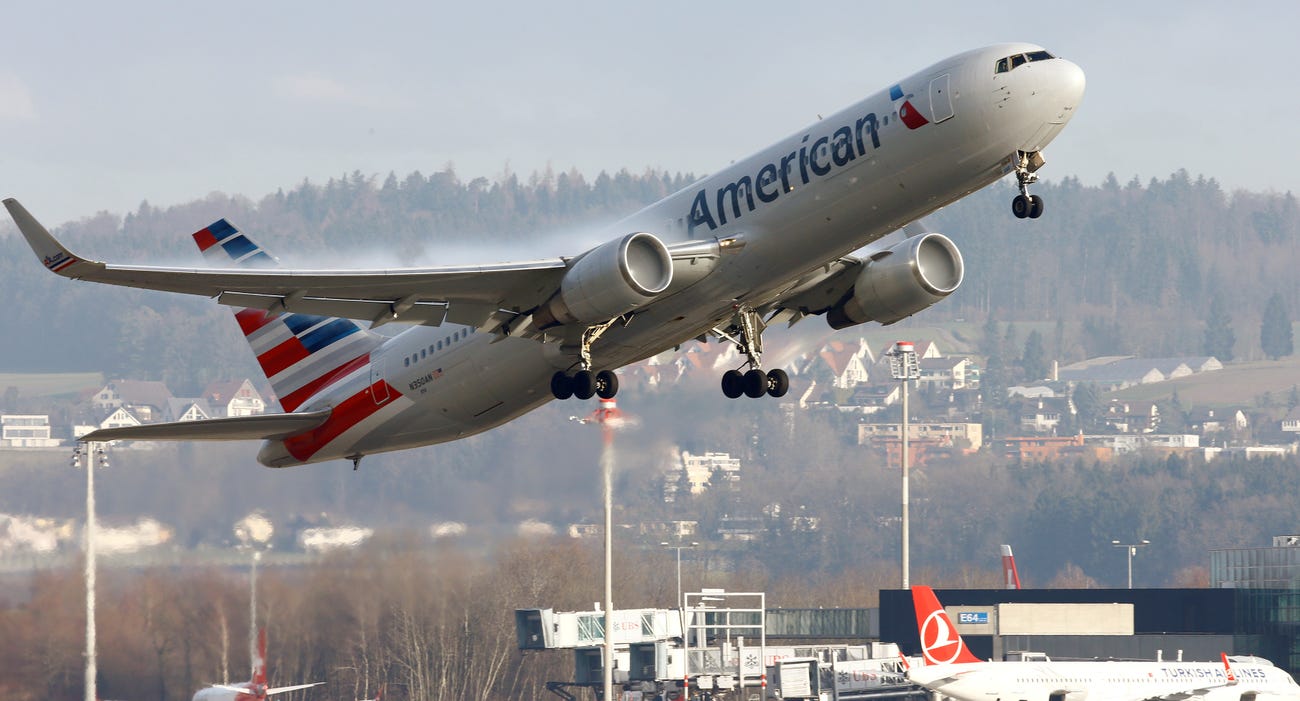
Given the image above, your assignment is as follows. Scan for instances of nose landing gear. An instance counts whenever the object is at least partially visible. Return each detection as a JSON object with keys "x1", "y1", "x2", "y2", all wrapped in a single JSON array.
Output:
[{"x1": 1011, "y1": 150, "x2": 1045, "y2": 219}]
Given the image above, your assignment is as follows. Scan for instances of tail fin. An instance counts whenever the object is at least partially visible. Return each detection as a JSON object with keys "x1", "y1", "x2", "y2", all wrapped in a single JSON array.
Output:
[
  {"x1": 1000, "y1": 544, "x2": 1022, "y2": 589},
  {"x1": 253, "y1": 628, "x2": 268, "y2": 686},
  {"x1": 911, "y1": 586, "x2": 981, "y2": 665},
  {"x1": 192, "y1": 220, "x2": 384, "y2": 411}
]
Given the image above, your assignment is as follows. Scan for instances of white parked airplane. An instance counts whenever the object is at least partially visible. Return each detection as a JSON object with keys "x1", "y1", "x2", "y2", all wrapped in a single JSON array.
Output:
[
  {"x1": 906, "y1": 585, "x2": 1300, "y2": 701},
  {"x1": 193, "y1": 629, "x2": 322, "y2": 701},
  {"x1": 8, "y1": 43, "x2": 1084, "y2": 467}
]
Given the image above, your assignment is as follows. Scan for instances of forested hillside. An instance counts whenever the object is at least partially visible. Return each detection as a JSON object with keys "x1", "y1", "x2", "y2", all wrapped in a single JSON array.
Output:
[
  {"x1": 2, "y1": 167, "x2": 1297, "y2": 389},
  {"x1": 0, "y1": 167, "x2": 1298, "y2": 589}
]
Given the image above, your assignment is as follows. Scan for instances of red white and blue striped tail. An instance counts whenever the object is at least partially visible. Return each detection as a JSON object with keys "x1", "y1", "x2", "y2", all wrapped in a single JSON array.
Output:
[{"x1": 192, "y1": 220, "x2": 384, "y2": 412}]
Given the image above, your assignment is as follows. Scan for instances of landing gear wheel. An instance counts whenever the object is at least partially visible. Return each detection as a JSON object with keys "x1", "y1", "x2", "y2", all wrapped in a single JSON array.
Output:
[
  {"x1": 1012, "y1": 194, "x2": 1030, "y2": 219},
  {"x1": 573, "y1": 370, "x2": 596, "y2": 400},
  {"x1": 1028, "y1": 195, "x2": 1044, "y2": 219},
  {"x1": 721, "y1": 370, "x2": 744, "y2": 399},
  {"x1": 595, "y1": 370, "x2": 619, "y2": 399},
  {"x1": 550, "y1": 372, "x2": 574, "y2": 400},
  {"x1": 766, "y1": 368, "x2": 790, "y2": 398},
  {"x1": 743, "y1": 369, "x2": 768, "y2": 399}
]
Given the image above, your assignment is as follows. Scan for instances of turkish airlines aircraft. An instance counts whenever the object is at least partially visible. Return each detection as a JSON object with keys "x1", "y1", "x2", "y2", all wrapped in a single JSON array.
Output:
[
  {"x1": 8, "y1": 43, "x2": 1084, "y2": 467},
  {"x1": 906, "y1": 585, "x2": 1300, "y2": 701},
  {"x1": 193, "y1": 629, "x2": 322, "y2": 701}
]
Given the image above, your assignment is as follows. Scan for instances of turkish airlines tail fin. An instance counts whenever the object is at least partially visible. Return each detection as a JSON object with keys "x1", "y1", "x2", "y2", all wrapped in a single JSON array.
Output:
[
  {"x1": 1000, "y1": 544, "x2": 1022, "y2": 589},
  {"x1": 253, "y1": 628, "x2": 268, "y2": 686},
  {"x1": 191, "y1": 220, "x2": 384, "y2": 411},
  {"x1": 911, "y1": 585, "x2": 982, "y2": 665}
]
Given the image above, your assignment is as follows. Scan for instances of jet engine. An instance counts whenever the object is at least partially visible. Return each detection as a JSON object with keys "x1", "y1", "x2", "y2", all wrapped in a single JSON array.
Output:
[
  {"x1": 826, "y1": 233, "x2": 964, "y2": 329},
  {"x1": 534, "y1": 232, "x2": 674, "y2": 328}
]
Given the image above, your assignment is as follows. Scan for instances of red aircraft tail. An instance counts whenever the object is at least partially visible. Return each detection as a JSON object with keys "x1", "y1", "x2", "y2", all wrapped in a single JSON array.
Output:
[{"x1": 911, "y1": 586, "x2": 982, "y2": 665}]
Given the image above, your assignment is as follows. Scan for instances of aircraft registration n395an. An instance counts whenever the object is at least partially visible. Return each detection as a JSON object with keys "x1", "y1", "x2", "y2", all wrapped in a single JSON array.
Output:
[{"x1": 7, "y1": 43, "x2": 1084, "y2": 468}]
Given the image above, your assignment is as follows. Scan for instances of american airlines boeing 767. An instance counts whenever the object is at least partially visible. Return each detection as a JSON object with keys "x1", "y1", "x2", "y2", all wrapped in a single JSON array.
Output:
[{"x1": 7, "y1": 43, "x2": 1084, "y2": 467}]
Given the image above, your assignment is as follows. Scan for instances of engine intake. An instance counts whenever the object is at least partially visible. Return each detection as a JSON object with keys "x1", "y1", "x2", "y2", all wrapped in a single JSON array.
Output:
[
  {"x1": 535, "y1": 232, "x2": 673, "y2": 328},
  {"x1": 827, "y1": 233, "x2": 964, "y2": 329}
]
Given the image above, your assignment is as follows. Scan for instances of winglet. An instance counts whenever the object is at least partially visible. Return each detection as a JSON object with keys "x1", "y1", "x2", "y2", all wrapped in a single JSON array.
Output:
[
  {"x1": 1222, "y1": 653, "x2": 1237, "y2": 684},
  {"x1": 3, "y1": 198, "x2": 102, "y2": 278}
]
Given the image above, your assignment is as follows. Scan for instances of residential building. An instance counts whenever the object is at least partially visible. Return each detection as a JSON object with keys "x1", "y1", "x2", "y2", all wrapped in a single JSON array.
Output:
[
  {"x1": 993, "y1": 434, "x2": 1109, "y2": 462},
  {"x1": 1284, "y1": 407, "x2": 1300, "y2": 434},
  {"x1": 90, "y1": 379, "x2": 173, "y2": 423},
  {"x1": 0, "y1": 415, "x2": 61, "y2": 448},
  {"x1": 1018, "y1": 397, "x2": 1068, "y2": 433},
  {"x1": 918, "y1": 356, "x2": 972, "y2": 390},
  {"x1": 663, "y1": 450, "x2": 741, "y2": 502},
  {"x1": 802, "y1": 338, "x2": 874, "y2": 388},
  {"x1": 203, "y1": 379, "x2": 267, "y2": 417}
]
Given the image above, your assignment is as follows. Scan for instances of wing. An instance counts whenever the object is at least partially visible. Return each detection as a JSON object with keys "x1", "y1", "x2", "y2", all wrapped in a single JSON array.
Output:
[
  {"x1": 5, "y1": 198, "x2": 568, "y2": 331},
  {"x1": 79, "y1": 409, "x2": 332, "y2": 443},
  {"x1": 267, "y1": 682, "x2": 326, "y2": 695}
]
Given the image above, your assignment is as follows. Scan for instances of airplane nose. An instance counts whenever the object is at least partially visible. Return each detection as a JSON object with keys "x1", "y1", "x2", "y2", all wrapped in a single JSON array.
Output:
[{"x1": 1056, "y1": 58, "x2": 1086, "y2": 109}]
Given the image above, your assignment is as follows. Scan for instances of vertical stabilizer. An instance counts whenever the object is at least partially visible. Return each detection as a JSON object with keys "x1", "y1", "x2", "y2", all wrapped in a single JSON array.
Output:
[
  {"x1": 911, "y1": 586, "x2": 982, "y2": 665},
  {"x1": 253, "y1": 628, "x2": 268, "y2": 686},
  {"x1": 1000, "y1": 544, "x2": 1022, "y2": 589},
  {"x1": 191, "y1": 220, "x2": 385, "y2": 411}
]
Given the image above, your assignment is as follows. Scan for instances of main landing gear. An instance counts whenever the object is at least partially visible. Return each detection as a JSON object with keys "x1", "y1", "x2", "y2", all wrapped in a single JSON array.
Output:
[
  {"x1": 1011, "y1": 150, "x2": 1045, "y2": 219},
  {"x1": 550, "y1": 317, "x2": 620, "y2": 400},
  {"x1": 551, "y1": 369, "x2": 618, "y2": 401},
  {"x1": 715, "y1": 306, "x2": 789, "y2": 400}
]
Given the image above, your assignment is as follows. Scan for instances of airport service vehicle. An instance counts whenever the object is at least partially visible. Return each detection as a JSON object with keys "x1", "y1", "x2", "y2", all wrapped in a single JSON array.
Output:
[
  {"x1": 906, "y1": 585, "x2": 1300, "y2": 701},
  {"x1": 8, "y1": 43, "x2": 1084, "y2": 467}
]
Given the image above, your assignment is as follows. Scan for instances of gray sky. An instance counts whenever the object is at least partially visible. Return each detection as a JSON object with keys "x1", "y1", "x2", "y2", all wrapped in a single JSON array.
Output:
[{"x1": 2, "y1": 1, "x2": 1296, "y2": 226}]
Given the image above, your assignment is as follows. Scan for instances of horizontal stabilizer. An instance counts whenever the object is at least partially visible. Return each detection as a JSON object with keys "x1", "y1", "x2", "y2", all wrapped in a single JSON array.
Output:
[{"x1": 80, "y1": 409, "x2": 332, "y2": 443}]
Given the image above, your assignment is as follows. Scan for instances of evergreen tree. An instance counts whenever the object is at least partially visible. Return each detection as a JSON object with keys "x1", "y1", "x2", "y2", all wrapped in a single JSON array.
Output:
[
  {"x1": 1260, "y1": 292, "x2": 1294, "y2": 360},
  {"x1": 1021, "y1": 330, "x2": 1049, "y2": 381},
  {"x1": 1203, "y1": 294, "x2": 1236, "y2": 361},
  {"x1": 1072, "y1": 383, "x2": 1103, "y2": 432}
]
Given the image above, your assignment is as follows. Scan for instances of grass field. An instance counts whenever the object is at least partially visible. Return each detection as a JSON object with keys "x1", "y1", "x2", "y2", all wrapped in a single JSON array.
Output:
[
  {"x1": 0, "y1": 372, "x2": 104, "y2": 399},
  {"x1": 1109, "y1": 356, "x2": 1300, "y2": 408}
]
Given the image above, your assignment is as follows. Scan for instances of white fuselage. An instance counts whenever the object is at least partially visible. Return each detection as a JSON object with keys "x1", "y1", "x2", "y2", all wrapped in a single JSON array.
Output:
[
  {"x1": 257, "y1": 42, "x2": 1085, "y2": 466},
  {"x1": 908, "y1": 659, "x2": 1300, "y2": 701}
]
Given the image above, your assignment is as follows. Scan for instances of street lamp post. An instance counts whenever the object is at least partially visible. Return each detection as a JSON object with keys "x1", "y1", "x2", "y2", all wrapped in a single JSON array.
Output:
[
  {"x1": 888, "y1": 341, "x2": 920, "y2": 589},
  {"x1": 73, "y1": 442, "x2": 108, "y2": 701},
  {"x1": 1111, "y1": 539, "x2": 1150, "y2": 588},
  {"x1": 659, "y1": 541, "x2": 699, "y2": 614}
]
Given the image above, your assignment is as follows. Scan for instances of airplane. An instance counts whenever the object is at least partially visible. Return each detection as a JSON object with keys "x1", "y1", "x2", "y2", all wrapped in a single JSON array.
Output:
[
  {"x1": 906, "y1": 585, "x2": 1300, "y2": 701},
  {"x1": 6, "y1": 42, "x2": 1085, "y2": 468},
  {"x1": 193, "y1": 629, "x2": 323, "y2": 701}
]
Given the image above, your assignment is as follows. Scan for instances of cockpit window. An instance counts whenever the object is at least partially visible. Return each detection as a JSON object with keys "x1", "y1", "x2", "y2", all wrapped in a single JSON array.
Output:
[{"x1": 995, "y1": 50, "x2": 1056, "y2": 74}]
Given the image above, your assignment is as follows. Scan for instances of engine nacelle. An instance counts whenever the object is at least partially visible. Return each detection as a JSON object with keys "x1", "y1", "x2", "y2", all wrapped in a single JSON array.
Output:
[
  {"x1": 826, "y1": 233, "x2": 964, "y2": 329},
  {"x1": 535, "y1": 232, "x2": 673, "y2": 328}
]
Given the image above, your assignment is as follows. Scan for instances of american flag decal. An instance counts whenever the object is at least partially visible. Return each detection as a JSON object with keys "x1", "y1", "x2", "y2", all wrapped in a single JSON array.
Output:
[{"x1": 43, "y1": 251, "x2": 79, "y2": 273}]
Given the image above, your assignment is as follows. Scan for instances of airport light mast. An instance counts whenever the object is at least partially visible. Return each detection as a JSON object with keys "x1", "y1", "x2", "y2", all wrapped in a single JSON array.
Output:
[
  {"x1": 660, "y1": 540, "x2": 699, "y2": 630},
  {"x1": 888, "y1": 341, "x2": 920, "y2": 589},
  {"x1": 1111, "y1": 539, "x2": 1150, "y2": 588},
  {"x1": 73, "y1": 442, "x2": 108, "y2": 701}
]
